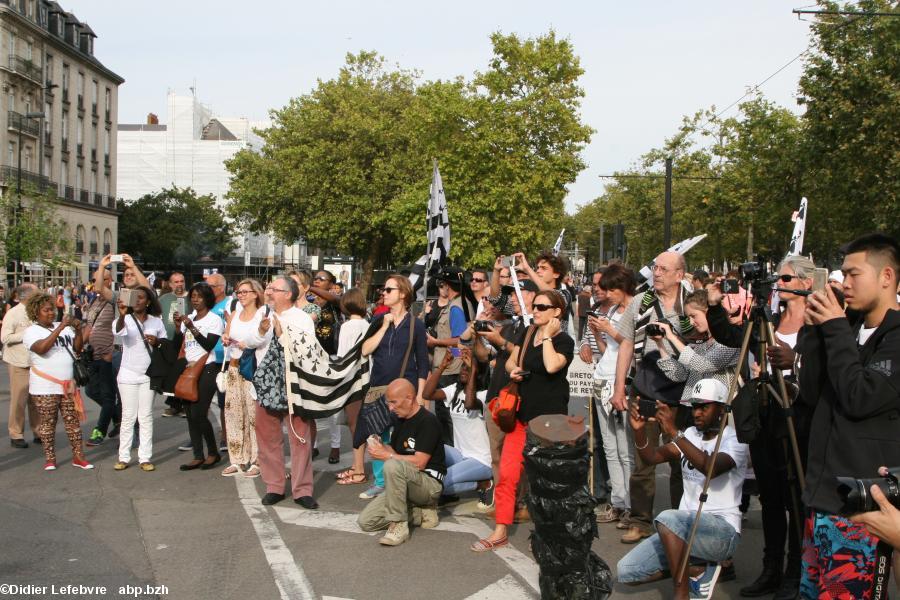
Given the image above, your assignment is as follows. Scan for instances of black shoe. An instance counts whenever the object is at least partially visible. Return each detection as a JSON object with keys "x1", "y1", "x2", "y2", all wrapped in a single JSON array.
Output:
[
  {"x1": 10, "y1": 438, "x2": 28, "y2": 449},
  {"x1": 294, "y1": 496, "x2": 319, "y2": 510},
  {"x1": 312, "y1": 448, "x2": 320, "y2": 459},
  {"x1": 200, "y1": 454, "x2": 222, "y2": 470},
  {"x1": 772, "y1": 578, "x2": 800, "y2": 600},
  {"x1": 262, "y1": 493, "x2": 285, "y2": 506},
  {"x1": 740, "y1": 562, "x2": 782, "y2": 597},
  {"x1": 180, "y1": 460, "x2": 204, "y2": 471},
  {"x1": 32, "y1": 436, "x2": 42, "y2": 444},
  {"x1": 108, "y1": 424, "x2": 120, "y2": 439},
  {"x1": 438, "y1": 494, "x2": 460, "y2": 507}
]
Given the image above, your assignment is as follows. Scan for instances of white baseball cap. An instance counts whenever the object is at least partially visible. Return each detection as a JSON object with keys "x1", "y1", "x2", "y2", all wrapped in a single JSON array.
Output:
[{"x1": 689, "y1": 379, "x2": 728, "y2": 405}]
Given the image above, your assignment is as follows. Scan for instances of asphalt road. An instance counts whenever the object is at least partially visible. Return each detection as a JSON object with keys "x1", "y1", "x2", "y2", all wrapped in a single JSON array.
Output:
[{"x1": 2, "y1": 365, "x2": 889, "y2": 600}]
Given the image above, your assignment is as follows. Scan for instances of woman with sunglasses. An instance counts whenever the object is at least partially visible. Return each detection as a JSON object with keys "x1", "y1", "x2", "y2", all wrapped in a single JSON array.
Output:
[
  {"x1": 471, "y1": 289, "x2": 574, "y2": 552},
  {"x1": 220, "y1": 279, "x2": 271, "y2": 477},
  {"x1": 174, "y1": 282, "x2": 224, "y2": 471}
]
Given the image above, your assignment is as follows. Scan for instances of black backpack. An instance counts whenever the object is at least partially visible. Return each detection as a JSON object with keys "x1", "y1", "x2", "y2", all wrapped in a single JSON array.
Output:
[{"x1": 731, "y1": 379, "x2": 761, "y2": 444}]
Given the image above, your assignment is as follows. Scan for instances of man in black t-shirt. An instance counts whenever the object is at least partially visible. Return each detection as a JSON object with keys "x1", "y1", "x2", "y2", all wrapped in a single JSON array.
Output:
[{"x1": 357, "y1": 378, "x2": 446, "y2": 546}]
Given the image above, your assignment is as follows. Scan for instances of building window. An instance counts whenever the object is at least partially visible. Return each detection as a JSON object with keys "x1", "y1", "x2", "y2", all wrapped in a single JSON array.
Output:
[
  {"x1": 8, "y1": 32, "x2": 15, "y2": 58},
  {"x1": 25, "y1": 40, "x2": 32, "y2": 61},
  {"x1": 103, "y1": 229, "x2": 111, "y2": 255},
  {"x1": 61, "y1": 110, "x2": 69, "y2": 145},
  {"x1": 60, "y1": 159, "x2": 67, "y2": 187},
  {"x1": 62, "y1": 64, "x2": 69, "y2": 96},
  {"x1": 44, "y1": 101, "x2": 51, "y2": 135},
  {"x1": 25, "y1": 94, "x2": 32, "y2": 114},
  {"x1": 8, "y1": 90, "x2": 14, "y2": 112},
  {"x1": 104, "y1": 174, "x2": 110, "y2": 197},
  {"x1": 45, "y1": 53, "x2": 53, "y2": 84},
  {"x1": 91, "y1": 171, "x2": 96, "y2": 194},
  {"x1": 104, "y1": 87, "x2": 111, "y2": 119},
  {"x1": 43, "y1": 155, "x2": 50, "y2": 179},
  {"x1": 89, "y1": 227, "x2": 99, "y2": 255},
  {"x1": 104, "y1": 129, "x2": 109, "y2": 162},
  {"x1": 91, "y1": 123, "x2": 97, "y2": 153},
  {"x1": 91, "y1": 80, "x2": 97, "y2": 113},
  {"x1": 24, "y1": 148, "x2": 31, "y2": 171},
  {"x1": 76, "y1": 116, "x2": 83, "y2": 149},
  {"x1": 26, "y1": 0, "x2": 33, "y2": 19},
  {"x1": 77, "y1": 72, "x2": 84, "y2": 106},
  {"x1": 75, "y1": 167, "x2": 82, "y2": 191},
  {"x1": 8, "y1": 142, "x2": 14, "y2": 166},
  {"x1": 75, "y1": 225, "x2": 85, "y2": 253}
]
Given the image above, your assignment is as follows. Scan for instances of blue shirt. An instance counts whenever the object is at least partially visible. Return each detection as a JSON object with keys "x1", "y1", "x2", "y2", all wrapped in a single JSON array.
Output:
[
  {"x1": 210, "y1": 297, "x2": 232, "y2": 363},
  {"x1": 369, "y1": 313, "x2": 429, "y2": 388},
  {"x1": 449, "y1": 305, "x2": 467, "y2": 338}
]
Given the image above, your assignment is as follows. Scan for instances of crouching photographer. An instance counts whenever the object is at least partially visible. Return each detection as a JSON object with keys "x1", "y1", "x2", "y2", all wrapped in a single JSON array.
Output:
[
  {"x1": 849, "y1": 466, "x2": 900, "y2": 590},
  {"x1": 796, "y1": 233, "x2": 900, "y2": 599},
  {"x1": 617, "y1": 379, "x2": 749, "y2": 600}
]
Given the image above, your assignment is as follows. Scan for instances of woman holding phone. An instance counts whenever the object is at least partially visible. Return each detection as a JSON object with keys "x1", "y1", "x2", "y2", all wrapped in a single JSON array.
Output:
[
  {"x1": 112, "y1": 286, "x2": 165, "y2": 471},
  {"x1": 220, "y1": 279, "x2": 271, "y2": 477},
  {"x1": 174, "y1": 282, "x2": 224, "y2": 471},
  {"x1": 471, "y1": 289, "x2": 574, "y2": 552}
]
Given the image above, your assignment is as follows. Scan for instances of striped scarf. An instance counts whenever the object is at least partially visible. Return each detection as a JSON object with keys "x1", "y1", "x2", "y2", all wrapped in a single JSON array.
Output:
[{"x1": 633, "y1": 287, "x2": 694, "y2": 361}]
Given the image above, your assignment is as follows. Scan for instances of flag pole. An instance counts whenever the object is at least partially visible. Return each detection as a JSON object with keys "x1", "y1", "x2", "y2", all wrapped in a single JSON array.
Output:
[{"x1": 422, "y1": 158, "x2": 438, "y2": 303}]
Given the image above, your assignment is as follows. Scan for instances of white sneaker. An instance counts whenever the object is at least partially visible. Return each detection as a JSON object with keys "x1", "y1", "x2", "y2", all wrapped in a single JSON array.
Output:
[{"x1": 378, "y1": 521, "x2": 410, "y2": 546}]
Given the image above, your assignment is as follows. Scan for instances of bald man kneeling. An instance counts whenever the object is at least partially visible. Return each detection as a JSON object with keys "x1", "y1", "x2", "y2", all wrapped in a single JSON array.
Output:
[{"x1": 357, "y1": 378, "x2": 447, "y2": 546}]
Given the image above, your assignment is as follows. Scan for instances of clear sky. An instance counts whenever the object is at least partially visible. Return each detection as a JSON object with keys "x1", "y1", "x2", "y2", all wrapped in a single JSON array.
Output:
[{"x1": 77, "y1": 0, "x2": 812, "y2": 213}]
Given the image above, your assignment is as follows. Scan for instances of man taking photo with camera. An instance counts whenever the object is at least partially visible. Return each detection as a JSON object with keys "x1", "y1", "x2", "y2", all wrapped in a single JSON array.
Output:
[{"x1": 797, "y1": 233, "x2": 900, "y2": 599}]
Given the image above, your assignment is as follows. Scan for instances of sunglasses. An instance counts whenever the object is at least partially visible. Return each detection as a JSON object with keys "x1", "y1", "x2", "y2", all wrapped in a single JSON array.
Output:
[
  {"x1": 532, "y1": 303, "x2": 555, "y2": 312},
  {"x1": 314, "y1": 276, "x2": 328, "y2": 282},
  {"x1": 381, "y1": 287, "x2": 397, "y2": 294},
  {"x1": 779, "y1": 274, "x2": 799, "y2": 282},
  {"x1": 471, "y1": 278, "x2": 487, "y2": 284}
]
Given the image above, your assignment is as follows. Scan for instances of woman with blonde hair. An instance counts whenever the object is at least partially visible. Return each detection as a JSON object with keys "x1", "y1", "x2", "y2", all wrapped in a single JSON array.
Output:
[{"x1": 220, "y1": 278, "x2": 272, "y2": 477}]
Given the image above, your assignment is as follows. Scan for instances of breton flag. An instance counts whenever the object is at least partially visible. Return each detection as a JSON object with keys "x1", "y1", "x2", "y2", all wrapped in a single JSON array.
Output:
[
  {"x1": 552, "y1": 229, "x2": 565, "y2": 256},
  {"x1": 786, "y1": 197, "x2": 808, "y2": 257},
  {"x1": 408, "y1": 161, "x2": 451, "y2": 300}
]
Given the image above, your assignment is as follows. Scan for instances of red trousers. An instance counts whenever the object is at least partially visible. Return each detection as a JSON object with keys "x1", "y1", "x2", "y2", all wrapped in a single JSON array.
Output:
[
  {"x1": 255, "y1": 404, "x2": 316, "y2": 499},
  {"x1": 494, "y1": 420, "x2": 527, "y2": 526}
]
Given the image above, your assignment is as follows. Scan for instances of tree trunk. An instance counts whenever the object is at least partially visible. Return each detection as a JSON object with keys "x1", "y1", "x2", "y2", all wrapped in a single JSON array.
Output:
[
  {"x1": 746, "y1": 219, "x2": 754, "y2": 262},
  {"x1": 358, "y1": 236, "x2": 381, "y2": 299}
]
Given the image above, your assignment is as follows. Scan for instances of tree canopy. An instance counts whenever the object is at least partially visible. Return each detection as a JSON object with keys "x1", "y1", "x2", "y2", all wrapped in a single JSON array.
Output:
[
  {"x1": 226, "y1": 31, "x2": 593, "y2": 291},
  {"x1": 117, "y1": 186, "x2": 237, "y2": 267}
]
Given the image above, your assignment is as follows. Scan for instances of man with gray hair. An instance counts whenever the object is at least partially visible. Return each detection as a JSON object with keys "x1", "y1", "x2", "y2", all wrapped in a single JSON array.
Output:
[{"x1": 1, "y1": 282, "x2": 40, "y2": 447}]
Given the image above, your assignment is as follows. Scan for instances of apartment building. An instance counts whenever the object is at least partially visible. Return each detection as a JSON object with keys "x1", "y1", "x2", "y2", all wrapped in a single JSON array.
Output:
[{"x1": 0, "y1": 0, "x2": 123, "y2": 281}]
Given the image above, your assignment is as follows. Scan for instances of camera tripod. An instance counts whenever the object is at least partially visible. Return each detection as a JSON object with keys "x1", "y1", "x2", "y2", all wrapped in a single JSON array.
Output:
[{"x1": 676, "y1": 288, "x2": 807, "y2": 584}]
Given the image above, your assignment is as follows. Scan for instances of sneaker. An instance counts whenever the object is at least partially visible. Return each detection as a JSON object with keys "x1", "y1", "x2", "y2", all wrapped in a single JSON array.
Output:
[
  {"x1": 621, "y1": 525, "x2": 652, "y2": 544},
  {"x1": 177, "y1": 440, "x2": 193, "y2": 452},
  {"x1": 616, "y1": 509, "x2": 632, "y2": 530},
  {"x1": 85, "y1": 428, "x2": 104, "y2": 447},
  {"x1": 378, "y1": 521, "x2": 410, "y2": 546},
  {"x1": 113, "y1": 461, "x2": 129, "y2": 471},
  {"x1": 43, "y1": 461, "x2": 57, "y2": 471},
  {"x1": 218, "y1": 440, "x2": 228, "y2": 454},
  {"x1": 690, "y1": 563, "x2": 722, "y2": 600},
  {"x1": 477, "y1": 480, "x2": 494, "y2": 508},
  {"x1": 595, "y1": 503, "x2": 622, "y2": 524},
  {"x1": 420, "y1": 507, "x2": 439, "y2": 529},
  {"x1": 359, "y1": 485, "x2": 385, "y2": 500},
  {"x1": 409, "y1": 507, "x2": 423, "y2": 527},
  {"x1": 72, "y1": 458, "x2": 95, "y2": 470},
  {"x1": 139, "y1": 462, "x2": 155, "y2": 472},
  {"x1": 162, "y1": 407, "x2": 182, "y2": 418}
]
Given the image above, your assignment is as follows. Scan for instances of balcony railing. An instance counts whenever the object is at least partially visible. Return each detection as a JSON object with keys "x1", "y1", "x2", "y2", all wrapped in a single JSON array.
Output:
[
  {"x1": 79, "y1": 189, "x2": 88, "y2": 203},
  {"x1": 64, "y1": 185, "x2": 74, "y2": 201},
  {"x1": 7, "y1": 111, "x2": 40, "y2": 136},
  {"x1": 107, "y1": 196, "x2": 117, "y2": 210},
  {"x1": 89, "y1": 242, "x2": 98, "y2": 255},
  {"x1": 75, "y1": 240, "x2": 84, "y2": 254},
  {"x1": 93, "y1": 192, "x2": 102, "y2": 206},
  {"x1": 0, "y1": 165, "x2": 52, "y2": 191},
  {"x1": 7, "y1": 55, "x2": 42, "y2": 83}
]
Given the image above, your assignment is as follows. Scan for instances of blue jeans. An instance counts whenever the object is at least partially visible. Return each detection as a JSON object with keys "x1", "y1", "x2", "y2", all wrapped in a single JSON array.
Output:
[
  {"x1": 617, "y1": 509, "x2": 740, "y2": 583},
  {"x1": 443, "y1": 445, "x2": 492, "y2": 495},
  {"x1": 88, "y1": 359, "x2": 120, "y2": 434}
]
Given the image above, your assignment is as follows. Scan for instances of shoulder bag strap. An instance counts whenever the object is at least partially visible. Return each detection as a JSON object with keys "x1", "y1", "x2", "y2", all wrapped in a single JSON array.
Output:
[
  {"x1": 518, "y1": 325, "x2": 537, "y2": 369},
  {"x1": 130, "y1": 314, "x2": 153, "y2": 355},
  {"x1": 397, "y1": 313, "x2": 416, "y2": 378}
]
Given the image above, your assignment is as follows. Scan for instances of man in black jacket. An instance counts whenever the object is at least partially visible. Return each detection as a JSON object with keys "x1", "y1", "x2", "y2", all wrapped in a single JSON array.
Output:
[{"x1": 797, "y1": 233, "x2": 900, "y2": 599}]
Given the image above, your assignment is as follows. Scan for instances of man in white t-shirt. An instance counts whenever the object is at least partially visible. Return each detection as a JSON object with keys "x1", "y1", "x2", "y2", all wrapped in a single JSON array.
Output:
[{"x1": 617, "y1": 378, "x2": 748, "y2": 600}]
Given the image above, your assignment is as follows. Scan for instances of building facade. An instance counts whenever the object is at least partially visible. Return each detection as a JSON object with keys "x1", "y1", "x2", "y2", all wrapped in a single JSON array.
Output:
[
  {"x1": 0, "y1": 0, "x2": 123, "y2": 283},
  {"x1": 118, "y1": 91, "x2": 304, "y2": 269}
]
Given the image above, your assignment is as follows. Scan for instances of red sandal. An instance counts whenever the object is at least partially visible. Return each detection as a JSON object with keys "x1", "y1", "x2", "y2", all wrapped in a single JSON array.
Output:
[{"x1": 470, "y1": 536, "x2": 508, "y2": 552}]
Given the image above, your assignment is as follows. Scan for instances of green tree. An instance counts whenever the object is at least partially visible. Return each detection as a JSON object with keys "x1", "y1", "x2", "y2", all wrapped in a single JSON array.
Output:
[
  {"x1": 1, "y1": 184, "x2": 74, "y2": 277},
  {"x1": 226, "y1": 31, "x2": 593, "y2": 291},
  {"x1": 798, "y1": 0, "x2": 900, "y2": 256},
  {"x1": 118, "y1": 186, "x2": 237, "y2": 267}
]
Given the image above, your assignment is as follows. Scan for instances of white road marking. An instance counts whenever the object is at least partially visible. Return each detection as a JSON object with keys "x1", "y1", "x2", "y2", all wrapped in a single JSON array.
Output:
[
  {"x1": 234, "y1": 476, "x2": 317, "y2": 600},
  {"x1": 462, "y1": 575, "x2": 532, "y2": 599},
  {"x1": 272, "y1": 502, "x2": 541, "y2": 595}
]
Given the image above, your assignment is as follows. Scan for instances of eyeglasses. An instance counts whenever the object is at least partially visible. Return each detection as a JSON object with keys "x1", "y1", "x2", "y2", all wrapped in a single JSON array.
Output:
[
  {"x1": 779, "y1": 274, "x2": 799, "y2": 282},
  {"x1": 265, "y1": 286, "x2": 289, "y2": 293},
  {"x1": 533, "y1": 303, "x2": 555, "y2": 312},
  {"x1": 235, "y1": 290, "x2": 255, "y2": 296},
  {"x1": 314, "y1": 276, "x2": 328, "y2": 282},
  {"x1": 652, "y1": 265, "x2": 677, "y2": 274},
  {"x1": 471, "y1": 278, "x2": 487, "y2": 284},
  {"x1": 381, "y1": 287, "x2": 398, "y2": 294}
]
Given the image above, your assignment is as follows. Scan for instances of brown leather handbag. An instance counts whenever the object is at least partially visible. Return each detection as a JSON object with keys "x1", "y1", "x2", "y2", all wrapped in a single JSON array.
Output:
[
  {"x1": 488, "y1": 325, "x2": 536, "y2": 433},
  {"x1": 174, "y1": 337, "x2": 209, "y2": 402}
]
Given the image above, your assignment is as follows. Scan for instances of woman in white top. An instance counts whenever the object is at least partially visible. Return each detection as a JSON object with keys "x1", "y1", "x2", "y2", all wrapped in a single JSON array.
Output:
[
  {"x1": 220, "y1": 279, "x2": 272, "y2": 477},
  {"x1": 175, "y1": 282, "x2": 225, "y2": 471},
  {"x1": 584, "y1": 264, "x2": 636, "y2": 525},
  {"x1": 332, "y1": 289, "x2": 372, "y2": 479},
  {"x1": 22, "y1": 292, "x2": 92, "y2": 471},
  {"x1": 112, "y1": 286, "x2": 166, "y2": 472}
]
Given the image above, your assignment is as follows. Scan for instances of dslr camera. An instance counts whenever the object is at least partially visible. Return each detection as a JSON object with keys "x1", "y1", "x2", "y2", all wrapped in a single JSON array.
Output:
[
  {"x1": 837, "y1": 466, "x2": 900, "y2": 515},
  {"x1": 474, "y1": 320, "x2": 493, "y2": 333},
  {"x1": 645, "y1": 323, "x2": 664, "y2": 337}
]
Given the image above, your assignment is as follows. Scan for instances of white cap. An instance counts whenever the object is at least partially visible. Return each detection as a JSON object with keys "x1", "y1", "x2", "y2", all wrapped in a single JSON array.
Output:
[
  {"x1": 828, "y1": 270, "x2": 844, "y2": 285},
  {"x1": 689, "y1": 378, "x2": 728, "y2": 405}
]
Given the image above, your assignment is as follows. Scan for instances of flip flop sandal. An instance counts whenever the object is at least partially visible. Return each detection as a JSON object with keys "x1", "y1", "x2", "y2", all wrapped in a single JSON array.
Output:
[
  {"x1": 470, "y1": 536, "x2": 508, "y2": 552},
  {"x1": 335, "y1": 468, "x2": 356, "y2": 480},
  {"x1": 336, "y1": 472, "x2": 369, "y2": 485}
]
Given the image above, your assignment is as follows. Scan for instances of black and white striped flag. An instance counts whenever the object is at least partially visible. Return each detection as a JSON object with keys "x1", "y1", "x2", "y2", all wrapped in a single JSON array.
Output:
[{"x1": 408, "y1": 162, "x2": 451, "y2": 300}]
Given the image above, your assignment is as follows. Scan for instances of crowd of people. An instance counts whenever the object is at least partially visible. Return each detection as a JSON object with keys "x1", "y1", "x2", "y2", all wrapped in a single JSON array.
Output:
[{"x1": 2, "y1": 232, "x2": 899, "y2": 600}]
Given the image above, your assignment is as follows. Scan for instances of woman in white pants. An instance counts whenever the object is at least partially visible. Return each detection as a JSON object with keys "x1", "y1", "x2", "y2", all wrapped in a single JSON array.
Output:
[
  {"x1": 584, "y1": 264, "x2": 636, "y2": 525},
  {"x1": 113, "y1": 286, "x2": 165, "y2": 471}
]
